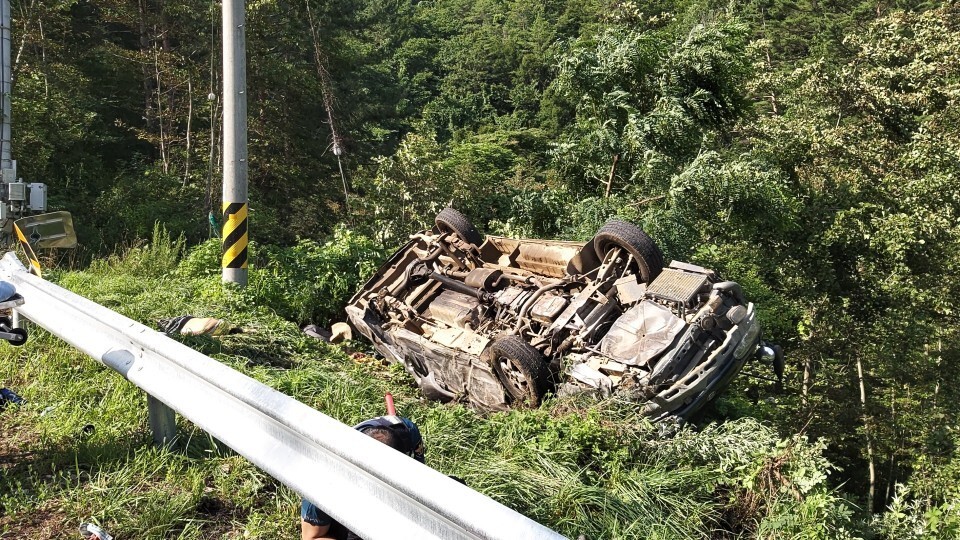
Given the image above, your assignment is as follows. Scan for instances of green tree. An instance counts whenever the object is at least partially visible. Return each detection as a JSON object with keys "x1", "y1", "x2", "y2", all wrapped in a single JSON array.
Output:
[
  {"x1": 550, "y1": 9, "x2": 751, "y2": 199},
  {"x1": 743, "y1": 4, "x2": 960, "y2": 514}
]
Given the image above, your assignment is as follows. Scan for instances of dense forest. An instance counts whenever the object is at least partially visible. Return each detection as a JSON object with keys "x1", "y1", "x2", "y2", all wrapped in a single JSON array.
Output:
[{"x1": 7, "y1": 0, "x2": 960, "y2": 535}]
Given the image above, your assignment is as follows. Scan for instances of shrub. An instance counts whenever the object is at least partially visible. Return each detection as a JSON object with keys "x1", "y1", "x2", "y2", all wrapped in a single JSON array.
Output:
[{"x1": 236, "y1": 227, "x2": 386, "y2": 326}]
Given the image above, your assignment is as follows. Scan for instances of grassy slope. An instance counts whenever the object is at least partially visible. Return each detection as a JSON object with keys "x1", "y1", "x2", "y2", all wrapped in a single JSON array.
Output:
[{"x1": 0, "y1": 237, "x2": 857, "y2": 539}]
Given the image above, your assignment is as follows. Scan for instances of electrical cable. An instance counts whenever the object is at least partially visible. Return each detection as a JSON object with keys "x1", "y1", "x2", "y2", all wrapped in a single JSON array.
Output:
[
  {"x1": 206, "y1": 0, "x2": 218, "y2": 238},
  {"x1": 305, "y1": 0, "x2": 350, "y2": 223}
]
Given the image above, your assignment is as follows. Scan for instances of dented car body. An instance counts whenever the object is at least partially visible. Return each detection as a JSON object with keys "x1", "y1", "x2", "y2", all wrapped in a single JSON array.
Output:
[{"x1": 346, "y1": 208, "x2": 779, "y2": 420}]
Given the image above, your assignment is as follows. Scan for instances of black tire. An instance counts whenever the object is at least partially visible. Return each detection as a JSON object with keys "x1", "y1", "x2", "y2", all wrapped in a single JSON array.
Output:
[
  {"x1": 487, "y1": 336, "x2": 550, "y2": 406},
  {"x1": 7, "y1": 327, "x2": 27, "y2": 346},
  {"x1": 435, "y1": 207, "x2": 483, "y2": 247},
  {"x1": 592, "y1": 219, "x2": 664, "y2": 283}
]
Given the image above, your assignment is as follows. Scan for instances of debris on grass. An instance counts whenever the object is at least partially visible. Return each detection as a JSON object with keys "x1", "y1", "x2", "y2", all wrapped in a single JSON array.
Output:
[
  {"x1": 158, "y1": 315, "x2": 241, "y2": 336},
  {"x1": 303, "y1": 322, "x2": 352, "y2": 344},
  {"x1": 0, "y1": 386, "x2": 25, "y2": 410}
]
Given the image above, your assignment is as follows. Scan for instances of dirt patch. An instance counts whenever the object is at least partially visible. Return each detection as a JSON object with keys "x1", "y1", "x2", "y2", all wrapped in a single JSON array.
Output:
[
  {"x1": 0, "y1": 504, "x2": 70, "y2": 540},
  {"x1": 0, "y1": 415, "x2": 42, "y2": 472}
]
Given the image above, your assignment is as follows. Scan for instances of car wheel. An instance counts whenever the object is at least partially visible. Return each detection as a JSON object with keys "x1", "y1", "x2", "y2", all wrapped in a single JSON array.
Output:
[
  {"x1": 487, "y1": 336, "x2": 550, "y2": 406},
  {"x1": 592, "y1": 219, "x2": 664, "y2": 283},
  {"x1": 435, "y1": 207, "x2": 483, "y2": 247}
]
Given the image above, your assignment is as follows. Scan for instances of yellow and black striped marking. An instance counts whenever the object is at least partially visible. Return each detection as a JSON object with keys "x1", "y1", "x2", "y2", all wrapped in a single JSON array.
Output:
[
  {"x1": 13, "y1": 223, "x2": 42, "y2": 278},
  {"x1": 222, "y1": 202, "x2": 249, "y2": 269}
]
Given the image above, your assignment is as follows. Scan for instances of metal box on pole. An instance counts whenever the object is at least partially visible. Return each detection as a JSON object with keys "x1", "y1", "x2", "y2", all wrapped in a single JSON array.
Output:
[{"x1": 27, "y1": 183, "x2": 46, "y2": 211}]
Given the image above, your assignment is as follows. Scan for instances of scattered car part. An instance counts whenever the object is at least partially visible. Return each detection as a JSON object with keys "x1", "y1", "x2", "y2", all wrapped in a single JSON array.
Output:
[
  {"x1": 79, "y1": 523, "x2": 113, "y2": 540},
  {"x1": 303, "y1": 324, "x2": 332, "y2": 341},
  {"x1": 330, "y1": 322, "x2": 353, "y2": 343},
  {"x1": 158, "y1": 315, "x2": 240, "y2": 336},
  {"x1": 303, "y1": 322, "x2": 353, "y2": 344}
]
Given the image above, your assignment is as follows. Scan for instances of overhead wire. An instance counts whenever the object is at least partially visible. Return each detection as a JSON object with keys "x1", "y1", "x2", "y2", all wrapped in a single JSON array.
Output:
[
  {"x1": 304, "y1": 0, "x2": 351, "y2": 224},
  {"x1": 206, "y1": 0, "x2": 220, "y2": 237}
]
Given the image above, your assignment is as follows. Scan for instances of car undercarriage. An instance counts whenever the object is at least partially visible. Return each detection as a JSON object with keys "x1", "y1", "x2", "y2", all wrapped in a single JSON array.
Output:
[{"x1": 346, "y1": 208, "x2": 781, "y2": 420}]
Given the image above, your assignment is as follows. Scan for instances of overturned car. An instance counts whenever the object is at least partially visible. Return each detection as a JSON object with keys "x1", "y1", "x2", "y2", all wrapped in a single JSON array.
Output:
[{"x1": 346, "y1": 208, "x2": 780, "y2": 420}]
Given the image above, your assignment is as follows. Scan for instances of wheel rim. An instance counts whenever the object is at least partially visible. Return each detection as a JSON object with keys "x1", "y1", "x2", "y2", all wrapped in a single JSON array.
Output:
[
  {"x1": 437, "y1": 221, "x2": 475, "y2": 246},
  {"x1": 497, "y1": 356, "x2": 532, "y2": 402},
  {"x1": 599, "y1": 244, "x2": 640, "y2": 277},
  {"x1": 408, "y1": 354, "x2": 429, "y2": 378}
]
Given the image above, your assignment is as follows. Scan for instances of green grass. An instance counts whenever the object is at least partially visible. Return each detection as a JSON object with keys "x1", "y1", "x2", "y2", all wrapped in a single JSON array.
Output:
[{"x1": 0, "y1": 233, "x2": 859, "y2": 539}]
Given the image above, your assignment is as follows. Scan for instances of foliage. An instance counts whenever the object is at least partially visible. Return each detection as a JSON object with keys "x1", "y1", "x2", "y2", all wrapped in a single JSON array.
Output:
[
  {"x1": 653, "y1": 420, "x2": 860, "y2": 539},
  {"x1": 738, "y1": 3, "x2": 960, "y2": 513},
  {"x1": 353, "y1": 128, "x2": 546, "y2": 244},
  {"x1": 88, "y1": 223, "x2": 186, "y2": 278},
  {"x1": 237, "y1": 227, "x2": 387, "y2": 325},
  {"x1": 550, "y1": 9, "x2": 752, "y2": 198},
  {"x1": 176, "y1": 237, "x2": 224, "y2": 278},
  {"x1": 871, "y1": 486, "x2": 960, "y2": 540}
]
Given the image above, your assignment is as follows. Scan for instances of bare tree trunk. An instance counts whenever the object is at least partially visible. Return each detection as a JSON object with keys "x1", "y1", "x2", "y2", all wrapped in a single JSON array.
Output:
[
  {"x1": 154, "y1": 47, "x2": 168, "y2": 174},
  {"x1": 932, "y1": 339, "x2": 942, "y2": 409},
  {"x1": 14, "y1": 0, "x2": 36, "y2": 67},
  {"x1": 37, "y1": 19, "x2": 48, "y2": 98},
  {"x1": 158, "y1": 0, "x2": 172, "y2": 53},
  {"x1": 13, "y1": 0, "x2": 36, "y2": 66},
  {"x1": 183, "y1": 78, "x2": 193, "y2": 187},
  {"x1": 605, "y1": 154, "x2": 619, "y2": 198},
  {"x1": 884, "y1": 386, "x2": 896, "y2": 506},
  {"x1": 765, "y1": 49, "x2": 778, "y2": 115},
  {"x1": 802, "y1": 302, "x2": 823, "y2": 406},
  {"x1": 802, "y1": 354, "x2": 815, "y2": 406},
  {"x1": 857, "y1": 356, "x2": 876, "y2": 513},
  {"x1": 139, "y1": 0, "x2": 156, "y2": 130},
  {"x1": 758, "y1": 11, "x2": 778, "y2": 115}
]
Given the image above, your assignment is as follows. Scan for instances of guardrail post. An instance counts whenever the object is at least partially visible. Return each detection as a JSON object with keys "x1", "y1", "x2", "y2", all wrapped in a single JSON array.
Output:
[{"x1": 148, "y1": 394, "x2": 177, "y2": 445}]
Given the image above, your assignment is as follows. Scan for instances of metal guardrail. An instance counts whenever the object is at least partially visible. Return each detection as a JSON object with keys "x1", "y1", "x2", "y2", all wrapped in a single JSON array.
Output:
[{"x1": 0, "y1": 253, "x2": 567, "y2": 540}]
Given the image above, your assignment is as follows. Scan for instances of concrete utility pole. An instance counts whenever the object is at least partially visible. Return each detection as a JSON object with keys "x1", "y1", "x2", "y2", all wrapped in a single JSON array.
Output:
[
  {"x1": 221, "y1": 0, "x2": 249, "y2": 287},
  {"x1": 1, "y1": 0, "x2": 11, "y2": 172}
]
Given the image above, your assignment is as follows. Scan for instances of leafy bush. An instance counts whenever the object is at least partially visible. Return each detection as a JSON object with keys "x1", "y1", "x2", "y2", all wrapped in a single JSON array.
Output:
[
  {"x1": 354, "y1": 129, "x2": 545, "y2": 245},
  {"x1": 872, "y1": 485, "x2": 960, "y2": 540},
  {"x1": 236, "y1": 227, "x2": 386, "y2": 326},
  {"x1": 655, "y1": 419, "x2": 860, "y2": 539},
  {"x1": 416, "y1": 401, "x2": 860, "y2": 540},
  {"x1": 176, "y1": 237, "x2": 223, "y2": 278}
]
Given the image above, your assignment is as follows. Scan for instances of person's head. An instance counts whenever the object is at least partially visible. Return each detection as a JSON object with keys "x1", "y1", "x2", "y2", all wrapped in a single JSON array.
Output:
[
  {"x1": 360, "y1": 425, "x2": 401, "y2": 448},
  {"x1": 353, "y1": 415, "x2": 425, "y2": 463}
]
